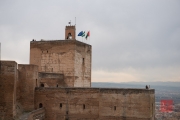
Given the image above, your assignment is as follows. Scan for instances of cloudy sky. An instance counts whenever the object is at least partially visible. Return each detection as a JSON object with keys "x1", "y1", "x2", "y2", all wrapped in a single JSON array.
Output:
[{"x1": 0, "y1": 0, "x2": 180, "y2": 82}]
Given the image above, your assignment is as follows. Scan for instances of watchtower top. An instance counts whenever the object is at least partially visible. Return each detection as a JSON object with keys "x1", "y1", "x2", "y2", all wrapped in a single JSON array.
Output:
[{"x1": 65, "y1": 25, "x2": 76, "y2": 40}]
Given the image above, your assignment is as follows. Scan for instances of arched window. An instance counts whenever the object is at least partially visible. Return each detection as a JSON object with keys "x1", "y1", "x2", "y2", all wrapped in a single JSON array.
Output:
[
  {"x1": 40, "y1": 83, "x2": 44, "y2": 87},
  {"x1": 39, "y1": 103, "x2": 43, "y2": 108},
  {"x1": 67, "y1": 33, "x2": 72, "y2": 39}
]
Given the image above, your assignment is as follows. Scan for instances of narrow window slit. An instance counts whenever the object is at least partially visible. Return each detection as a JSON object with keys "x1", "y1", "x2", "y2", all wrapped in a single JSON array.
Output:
[
  {"x1": 83, "y1": 104, "x2": 85, "y2": 109},
  {"x1": 60, "y1": 103, "x2": 62, "y2": 108},
  {"x1": 114, "y1": 106, "x2": 116, "y2": 110},
  {"x1": 82, "y1": 58, "x2": 85, "y2": 65},
  {"x1": 39, "y1": 103, "x2": 43, "y2": 108}
]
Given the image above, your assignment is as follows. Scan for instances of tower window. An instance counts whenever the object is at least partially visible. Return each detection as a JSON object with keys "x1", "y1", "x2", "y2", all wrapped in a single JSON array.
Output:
[
  {"x1": 40, "y1": 83, "x2": 44, "y2": 87},
  {"x1": 114, "y1": 106, "x2": 116, "y2": 111},
  {"x1": 60, "y1": 103, "x2": 62, "y2": 108},
  {"x1": 82, "y1": 58, "x2": 85, "y2": 65},
  {"x1": 67, "y1": 33, "x2": 72, "y2": 39},
  {"x1": 47, "y1": 50, "x2": 48, "y2": 53},
  {"x1": 83, "y1": 104, "x2": 85, "y2": 109},
  {"x1": 39, "y1": 103, "x2": 43, "y2": 108}
]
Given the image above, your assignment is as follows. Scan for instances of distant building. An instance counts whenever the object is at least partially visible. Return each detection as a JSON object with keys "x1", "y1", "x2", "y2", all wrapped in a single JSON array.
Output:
[{"x1": 0, "y1": 25, "x2": 155, "y2": 120}]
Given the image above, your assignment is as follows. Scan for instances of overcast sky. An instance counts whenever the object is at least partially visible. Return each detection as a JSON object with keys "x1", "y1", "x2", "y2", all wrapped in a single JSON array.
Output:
[{"x1": 0, "y1": 0, "x2": 180, "y2": 82}]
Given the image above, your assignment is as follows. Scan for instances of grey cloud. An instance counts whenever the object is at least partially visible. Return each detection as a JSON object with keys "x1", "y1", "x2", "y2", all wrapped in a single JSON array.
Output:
[{"x1": 0, "y1": 0, "x2": 180, "y2": 81}]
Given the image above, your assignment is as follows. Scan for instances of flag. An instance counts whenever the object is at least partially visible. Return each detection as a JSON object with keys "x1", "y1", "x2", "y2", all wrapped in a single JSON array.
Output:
[
  {"x1": 85, "y1": 31, "x2": 90, "y2": 39},
  {"x1": 78, "y1": 31, "x2": 83, "y2": 36},
  {"x1": 82, "y1": 31, "x2": 85, "y2": 37}
]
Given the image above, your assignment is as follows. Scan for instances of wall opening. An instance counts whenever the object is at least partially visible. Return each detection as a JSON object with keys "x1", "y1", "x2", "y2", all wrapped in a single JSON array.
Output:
[
  {"x1": 67, "y1": 33, "x2": 72, "y2": 39},
  {"x1": 83, "y1": 104, "x2": 85, "y2": 109},
  {"x1": 60, "y1": 103, "x2": 62, "y2": 108},
  {"x1": 39, "y1": 103, "x2": 43, "y2": 108},
  {"x1": 40, "y1": 83, "x2": 44, "y2": 87},
  {"x1": 82, "y1": 58, "x2": 85, "y2": 65},
  {"x1": 66, "y1": 111, "x2": 68, "y2": 114},
  {"x1": 36, "y1": 79, "x2": 37, "y2": 87},
  {"x1": 57, "y1": 84, "x2": 59, "y2": 87},
  {"x1": 47, "y1": 50, "x2": 48, "y2": 53},
  {"x1": 114, "y1": 106, "x2": 116, "y2": 111}
]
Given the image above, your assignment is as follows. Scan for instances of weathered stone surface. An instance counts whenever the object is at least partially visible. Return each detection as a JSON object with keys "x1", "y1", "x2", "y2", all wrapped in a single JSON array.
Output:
[
  {"x1": 39, "y1": 72, "x2": 64, "y2": 87},
  {"x1": 0, "y1": 61, "x2": 17, "y2": 120},
  {"x1": 30, "y1": 40, "x2": 92, "y2": 87},
  {"x1": 18, "y1": 64, "x2": 38, "y2": 112},
  {"x1": 35, "y1": 88, "x2": 155, "y2": 120}
]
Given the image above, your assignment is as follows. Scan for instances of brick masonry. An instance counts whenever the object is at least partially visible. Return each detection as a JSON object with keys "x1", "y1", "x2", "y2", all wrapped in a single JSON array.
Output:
[
  {"x1": 34, "y1": 87, "x2": 155, "y2": 120},
  {"x1": 0, "y1": 61, "x2": 17, "y2": 120},
  {"x1": 30, "y1": 40, "x2": 92, "y2": 87}
]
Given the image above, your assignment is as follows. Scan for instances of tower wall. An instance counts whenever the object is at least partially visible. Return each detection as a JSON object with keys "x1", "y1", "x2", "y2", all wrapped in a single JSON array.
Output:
[
  {"x1": 0, "y1": 61, "x2": 17, "y2": 120},
  {"x1": 74, "y1": 42, "x2": 92, "y2": 87},
  {"x1": 30, "y1": 40, "x2": 91, "y2": 87},
  {"x1": 18, "y1": 64, "x2": 38, "y2": 112},
  {"x1": 38, "y1": 72, "x2": 64, "y2": 87},
  {"x1": 35, "y1": 88, "x2": 155, "y2": 120}
]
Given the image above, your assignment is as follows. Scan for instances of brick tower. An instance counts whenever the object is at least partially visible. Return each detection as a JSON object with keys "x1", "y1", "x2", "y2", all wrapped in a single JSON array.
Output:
[
  {"x1": 30, "y1": 25, "x2": 92, "y2": 87},
  {"x1": 65, "y1": 25, "x2": 76, "y2": 40}
]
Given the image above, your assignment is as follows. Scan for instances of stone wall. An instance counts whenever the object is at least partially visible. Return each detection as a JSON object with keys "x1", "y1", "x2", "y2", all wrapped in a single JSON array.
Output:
[
  {"x1": 35, "y1": 87, "x2": 155, "y2": 120},
  {"x1": 0, "y1": 61, "x2": 17, "y2": 120},
  {"x1": 39, "y1": 72, "x2": 64, "y2": 87},
  {"x1": 30, "y1": 40, "x2": 91, "y2": 87},
  {"x1": 74, "y1": 42, "x2": 92, "y2": 87},
  {"x1": 18, "y1": 64, "x2": 38, "y2": 112}
]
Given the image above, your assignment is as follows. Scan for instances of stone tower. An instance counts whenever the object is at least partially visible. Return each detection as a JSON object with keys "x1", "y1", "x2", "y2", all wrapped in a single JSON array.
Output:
[
  {"x1": 65, "y1": 25, "x2": 76, "y2": 40},
  {"x1": 30, "y1": 26, "x2": 91, "y2": 87}
]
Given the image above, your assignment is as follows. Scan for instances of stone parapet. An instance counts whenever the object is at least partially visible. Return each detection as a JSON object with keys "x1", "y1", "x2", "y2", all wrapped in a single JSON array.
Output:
[{"x1": 35, "y1": 87, "x2": 155, "y2": 120}]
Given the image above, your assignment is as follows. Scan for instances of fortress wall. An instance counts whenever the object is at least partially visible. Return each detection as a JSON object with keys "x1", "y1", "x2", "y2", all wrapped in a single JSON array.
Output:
[
  {"x1": 38, "y1": 72, "x2": 64, "y2": 87},
  {"x1": 30, "y1": 40, "x2": 92, "y2": 87},
  {"x1": 74, "y1": 42, "x2": 92, "y2": 87},
  {"x1": 0, "y1": 61, "x2": 17, "y2": 120},
  {"x1": 35, "y1": 88, "x2": 155, "y2": 120},
  {"x1": 30, "y1": 40, "x2": 76, "y2": 87},
  {"x1": 99, "y1": 89, "x2": 155, "y2": 119},
  {"x1": 18, "y1": 64, "x2": 38, "y2": 112}
]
